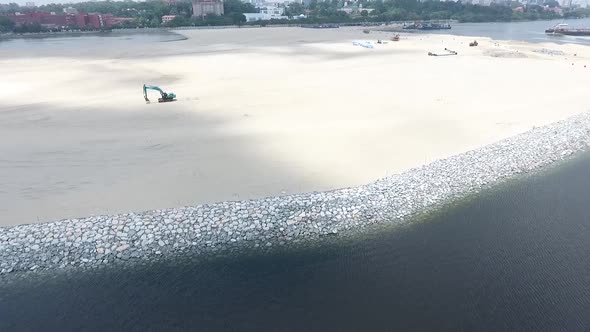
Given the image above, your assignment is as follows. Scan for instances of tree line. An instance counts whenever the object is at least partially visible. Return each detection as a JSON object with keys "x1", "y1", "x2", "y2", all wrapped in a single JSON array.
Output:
[
  {"x1": 287, "y1": 0, "x2": 586, "y2": 23},
  {"x1": 0, "y1": 0, "x2": 254, "y2": 30},
  {"x1": 2, "y1": 0, "x2": 590, "y2": 32}
]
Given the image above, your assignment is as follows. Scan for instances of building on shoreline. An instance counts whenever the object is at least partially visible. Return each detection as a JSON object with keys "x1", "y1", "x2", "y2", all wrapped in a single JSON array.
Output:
[
  {"x1": 192, "y1": 0, "x2": 224, "y2": 18},
  {"x1": 162, "y1": 15, "x2": 177, "y2": 24},
  {"x1": 2, "y1": 11, "x2": 128, "y2": 29},
  {"x1": 63, "y1": 7, "x2": 78, "y2": 15},
  {"x1": 243, "y1": 5, "x2": 288, "y2": 22}
]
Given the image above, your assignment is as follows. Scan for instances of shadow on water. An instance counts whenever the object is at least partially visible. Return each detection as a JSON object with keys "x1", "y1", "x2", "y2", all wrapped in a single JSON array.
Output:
[{"x1": 3, "y1": 153, "x2": 590, "y2": 331}]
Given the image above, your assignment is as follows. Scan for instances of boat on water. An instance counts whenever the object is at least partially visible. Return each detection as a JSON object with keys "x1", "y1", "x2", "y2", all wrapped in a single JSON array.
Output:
[
  {"x1": 403, "y1": 21, "x2": 451, "y2": 31},
  {"x1": 545, "y1": 23, "x2": 590, "y2": 36}
]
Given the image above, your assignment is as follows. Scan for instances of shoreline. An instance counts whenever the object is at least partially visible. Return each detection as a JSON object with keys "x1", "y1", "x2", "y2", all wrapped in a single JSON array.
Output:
[
  {"x1": 2, "y1": 111, "x2": 590, "y2": 275},
  {"x1": 0, "y1": 28, "x2": 184, "y2": 41},
  {"x1": 0, "y1": 18, "x2": 587, "y2": 45},
  {"x1": 2, "y1": 27, "x2": 590, "y2": 274}
]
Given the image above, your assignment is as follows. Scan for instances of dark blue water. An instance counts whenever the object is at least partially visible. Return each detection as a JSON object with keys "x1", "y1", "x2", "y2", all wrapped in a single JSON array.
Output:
[{"x1": 2, "y1": 153, "x2": 590, "y2": 331}]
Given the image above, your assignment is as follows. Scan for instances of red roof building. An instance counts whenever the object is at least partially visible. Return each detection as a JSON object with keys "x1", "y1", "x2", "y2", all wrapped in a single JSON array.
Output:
[{"x1": 4, "y1": 11, "x2": 122, "y2": 29}]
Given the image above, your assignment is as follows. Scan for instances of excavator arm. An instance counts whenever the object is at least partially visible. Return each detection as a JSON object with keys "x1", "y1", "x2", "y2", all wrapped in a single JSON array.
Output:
[{"x1": 143, "y1": 84, "x2": 176, "y2": 103}]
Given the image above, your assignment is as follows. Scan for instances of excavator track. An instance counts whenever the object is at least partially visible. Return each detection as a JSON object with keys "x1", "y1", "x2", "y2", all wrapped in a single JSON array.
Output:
[{"x1": 144, "y1": 84, "x2": 177, "y2": 104}]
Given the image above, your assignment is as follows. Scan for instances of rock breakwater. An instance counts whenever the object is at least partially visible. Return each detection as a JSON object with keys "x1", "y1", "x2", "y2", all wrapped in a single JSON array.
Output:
[{"x1": 2, "y1": 112, "x2": 590, "y2": 275}]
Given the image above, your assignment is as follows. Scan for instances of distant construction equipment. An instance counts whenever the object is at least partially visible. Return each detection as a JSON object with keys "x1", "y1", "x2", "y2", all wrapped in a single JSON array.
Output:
[
  {"x1": 428, "y1": 48, "x2": 458, "y2": 56},
  {"x1": 143, "y1": 84, "x2": 176, "y2": 103}
]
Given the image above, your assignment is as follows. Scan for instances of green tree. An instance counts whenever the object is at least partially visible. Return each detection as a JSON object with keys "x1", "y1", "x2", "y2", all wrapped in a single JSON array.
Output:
[
  {"x1": 543, "y1": 0, "x2": 560, "y2": 7},
  {"x1": 0, "y1": 16, "x2": 14, "y2": 32},
  {"x1": 231, "y1": 12, "x2": 246, "y2": 25},
  {"x1": 223, "y1": 0, "x2": 255, "y2": 15},
  {"x1": 13, "y1": 22, "x2": 43, "y2": 33},
  {"x1": 176, "y1": 1, "x2": 193, "y2": 18},
  {"x1": 360, "y1": 9, "x2": 368, "y2": 17},
  {"x1": 309, "y1": 0, "x2": 318, "y2": 10},
  {"x1": 285, "y1": 2, "x2": 305, "y2": 17},
  {"x1": 118, "y1": 19, "x2": 138, "y2": 28},
  {"x1": 2, "y1": 3, "x2": 21, "y2": 14},
  {"x1": 149, "y1": 18, "x2": 161, "y2": 27},
  {"x1": 166, "y1": 16, "x2": 191, "y2": 27}
]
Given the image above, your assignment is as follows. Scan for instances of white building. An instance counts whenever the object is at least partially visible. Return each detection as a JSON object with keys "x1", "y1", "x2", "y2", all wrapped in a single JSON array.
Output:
[
  {"x1": 162, "y1": 15, "x2": 177, "y2": 23},
  {"x1": 192, "y1": 0, "x2": 224, "y2": 18},
  {"x1": 243, "y1": 12, "x2": 289, "y2": 21},
  {"x1": 63, "y1": 7, "x2": 78, "y2": 15},
  {"x1": 260, "y1": 6, "x2": 285, "y2": 16},
  {"x1": 338, "y1": 7, "x2": 375, "y2": 14},
  {"x1": 243, "y1": 6, "x2": 287, "y2": 22}
]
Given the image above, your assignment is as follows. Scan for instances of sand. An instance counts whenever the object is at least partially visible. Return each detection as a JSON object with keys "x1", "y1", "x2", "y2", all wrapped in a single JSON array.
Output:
[{"x1": 1, "y1": 27, "x2": 590, "y2": 226}]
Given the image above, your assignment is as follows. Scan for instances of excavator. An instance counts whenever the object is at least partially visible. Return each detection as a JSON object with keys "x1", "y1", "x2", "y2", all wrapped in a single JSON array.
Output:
[{"x1": 143, "y1": 84, "x2": 176, "y2": 103}]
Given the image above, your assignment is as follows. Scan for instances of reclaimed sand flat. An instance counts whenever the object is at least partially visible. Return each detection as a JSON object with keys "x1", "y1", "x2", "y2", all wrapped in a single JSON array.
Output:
[{"x1": 1, "y1": 27, "x2": 590, "y2": 225}]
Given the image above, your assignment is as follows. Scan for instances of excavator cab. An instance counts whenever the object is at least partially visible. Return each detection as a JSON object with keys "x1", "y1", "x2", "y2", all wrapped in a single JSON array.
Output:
[{"x1": 143, "y1": 84, "x2": 176, "y2": 103}]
